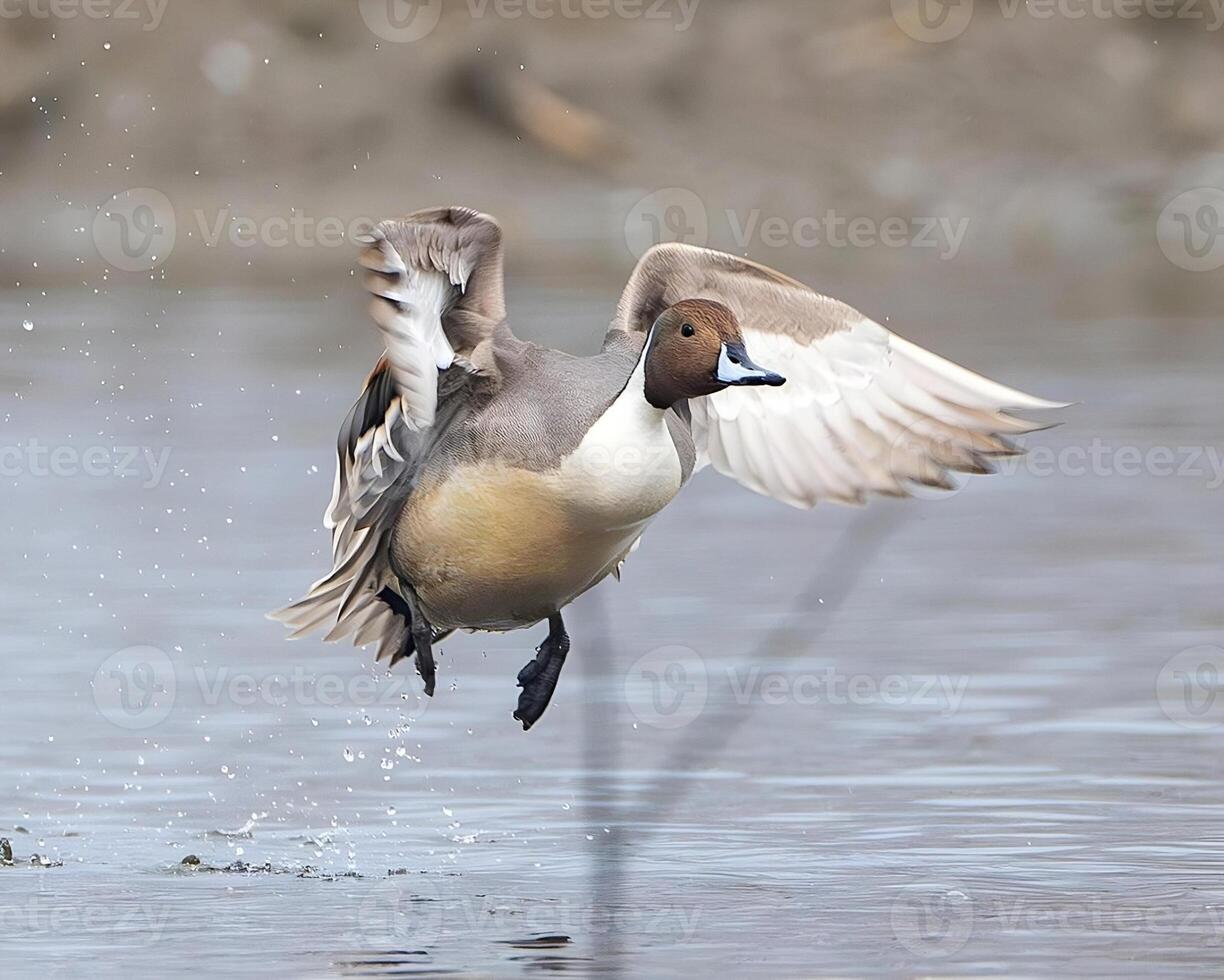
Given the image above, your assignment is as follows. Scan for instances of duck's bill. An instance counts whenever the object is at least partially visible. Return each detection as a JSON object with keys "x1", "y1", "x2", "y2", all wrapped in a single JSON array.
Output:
[{"x1": 717, "y1": 342, "x2": 786, "y2": 387}]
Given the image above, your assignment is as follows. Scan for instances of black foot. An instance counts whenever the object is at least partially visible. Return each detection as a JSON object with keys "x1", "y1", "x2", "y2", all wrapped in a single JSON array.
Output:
[{"x1": 513, "y1": 614, "x2": 570, "y2": 731}]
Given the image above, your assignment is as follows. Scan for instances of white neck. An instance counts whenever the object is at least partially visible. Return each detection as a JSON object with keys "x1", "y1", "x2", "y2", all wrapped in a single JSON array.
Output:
[
  {"x1": 561, "y1": 329, "x2": 685, "y2": 522},
  {"x1": 625, "y1": 325, "x2": 669, "y2": 414},
  {"x1": 621, "y1": 337, "x2": 670, "y2": 418},
  {"x1": 566, "y1": 344, "x2": 680, "y2": 511}
]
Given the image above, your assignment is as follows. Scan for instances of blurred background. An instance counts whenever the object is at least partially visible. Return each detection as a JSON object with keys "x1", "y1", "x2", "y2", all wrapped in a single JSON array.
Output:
[
  {"x1": 4, "y1": 0, "x2": 1224, "y2": 309},
  {"x1": 3, "y1": 2, "x2": 1224, "y2": 977}
]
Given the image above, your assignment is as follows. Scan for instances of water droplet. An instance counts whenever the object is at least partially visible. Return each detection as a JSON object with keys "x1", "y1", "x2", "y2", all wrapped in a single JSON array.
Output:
[{"x1": 342, "y1": 747, "x2": 354, "y2": 763}]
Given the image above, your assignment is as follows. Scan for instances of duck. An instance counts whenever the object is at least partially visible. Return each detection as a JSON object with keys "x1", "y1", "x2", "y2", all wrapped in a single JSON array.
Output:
[{"x1": 271, "y1": 206, "x2": 1064, "y2": 730}]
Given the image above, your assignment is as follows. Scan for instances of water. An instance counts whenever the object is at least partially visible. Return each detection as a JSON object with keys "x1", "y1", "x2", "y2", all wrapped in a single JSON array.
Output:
[{"x1": 3, "y1": 289, "x2": 1223, "y2": 976}]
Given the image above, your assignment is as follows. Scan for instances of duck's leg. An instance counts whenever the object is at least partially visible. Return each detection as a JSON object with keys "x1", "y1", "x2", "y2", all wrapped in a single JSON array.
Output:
[
  {"x1": 380, "y1": 585, "x2": 439, "y2": 697},
  {"x1": 411, "y1": 626, "x2": 436, "y2": 698},
  {"x1": 513, "y1": 613, "x2": 570, "y2": 731},
  {"x1": 376, "y1": 587, "x2": 417, "y2": 670}
]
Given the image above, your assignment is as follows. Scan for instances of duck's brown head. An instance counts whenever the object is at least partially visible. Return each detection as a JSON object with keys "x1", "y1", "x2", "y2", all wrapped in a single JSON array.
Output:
[{"x1": 643, "y1": 299, "x2": 786, "y2": 410}]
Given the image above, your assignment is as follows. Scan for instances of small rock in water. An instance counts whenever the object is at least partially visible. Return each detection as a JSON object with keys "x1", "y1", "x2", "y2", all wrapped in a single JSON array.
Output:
[{"x1": 0, "y1": 838, "x2": 12, "y2": 864}]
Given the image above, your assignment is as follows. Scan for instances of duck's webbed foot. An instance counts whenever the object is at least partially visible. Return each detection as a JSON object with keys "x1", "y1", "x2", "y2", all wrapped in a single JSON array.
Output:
[{"x1": 513, "y1": 613, "x2": 570, "y2": 731}]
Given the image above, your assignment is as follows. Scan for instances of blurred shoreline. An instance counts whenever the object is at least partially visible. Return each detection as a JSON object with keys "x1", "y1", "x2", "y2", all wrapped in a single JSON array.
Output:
[{"x1": 1, "y1": 0, "x2": 1223, "y2": 314}]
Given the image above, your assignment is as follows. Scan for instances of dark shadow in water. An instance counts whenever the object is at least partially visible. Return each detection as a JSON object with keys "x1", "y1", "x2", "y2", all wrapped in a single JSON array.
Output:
[
  {"x1": 581, "y1": 507, "x2": 906, "y2": 969},
  {"x1": 580, "y1": 591, "x2": 626, "y2": 975}
]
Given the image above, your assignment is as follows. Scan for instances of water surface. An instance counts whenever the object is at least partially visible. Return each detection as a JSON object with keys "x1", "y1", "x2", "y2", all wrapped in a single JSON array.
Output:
[{"x1": 3, "y1": 289, "x2": 1222, "y2": 977}]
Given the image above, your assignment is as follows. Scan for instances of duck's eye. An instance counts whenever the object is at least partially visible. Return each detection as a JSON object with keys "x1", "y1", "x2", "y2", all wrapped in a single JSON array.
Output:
[{"x1": 681, "y1": 323, "x2": 695, "y2": 338}]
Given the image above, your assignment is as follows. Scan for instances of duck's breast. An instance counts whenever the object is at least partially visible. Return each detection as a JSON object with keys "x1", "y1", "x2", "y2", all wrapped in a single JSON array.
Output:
[{"x1": 392, "y1": 378, "x2": 684, "y2": 631}]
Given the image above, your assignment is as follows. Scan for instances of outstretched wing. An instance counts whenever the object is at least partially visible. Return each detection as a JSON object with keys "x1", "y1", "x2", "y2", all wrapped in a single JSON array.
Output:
[
  {"x1": 358, "y1": 206, "x2": 505, "y2": 427},
  {"x1": 613, "y1": 243, "x2": 1066, "y2": 508},
  {"x1": 271, "y1": 207, "x2": 502, "y2": 656}
]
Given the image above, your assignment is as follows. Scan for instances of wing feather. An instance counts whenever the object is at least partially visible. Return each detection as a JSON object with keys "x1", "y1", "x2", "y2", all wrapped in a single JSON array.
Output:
[
  {"x1": 613, "y1": 243, "x2": 1067, "y2": 509},
  {"x1": 271, "y1": 206, "x2": 503, "y2": 649},
  {"x1": 357, "y1": 206, "x2": 505, "y2": 428}
]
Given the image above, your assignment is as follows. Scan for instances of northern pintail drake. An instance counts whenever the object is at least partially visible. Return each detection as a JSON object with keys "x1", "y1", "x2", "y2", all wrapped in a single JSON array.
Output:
[{"x1": 272, "y1": 206, "x2": 1064, "y2": 729}]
